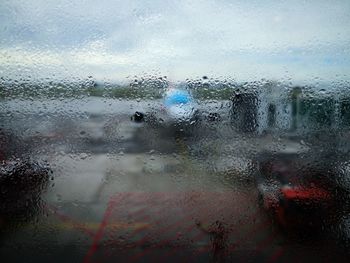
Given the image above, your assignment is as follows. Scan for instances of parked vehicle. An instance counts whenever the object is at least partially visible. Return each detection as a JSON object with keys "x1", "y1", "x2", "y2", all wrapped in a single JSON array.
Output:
[{"x1": 254, "y1": 148, "x2": 350, "y2": 234}]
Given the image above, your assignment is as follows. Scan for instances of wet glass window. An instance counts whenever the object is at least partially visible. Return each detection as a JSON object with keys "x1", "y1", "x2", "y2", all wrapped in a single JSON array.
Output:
[{"x1": 1, "y1": 1, "x2": 350, "y2": 262}]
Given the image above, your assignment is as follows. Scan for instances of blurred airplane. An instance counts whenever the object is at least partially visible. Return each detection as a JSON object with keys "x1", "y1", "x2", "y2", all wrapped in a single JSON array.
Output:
[{"x1": 131, "y1": 86, "x2": 221, "y2": 129}]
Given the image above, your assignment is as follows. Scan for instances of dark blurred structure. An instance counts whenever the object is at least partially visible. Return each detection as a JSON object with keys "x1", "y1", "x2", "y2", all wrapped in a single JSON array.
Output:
[
  {"x1": 0, "y1": 129, "x2": 51, "y2": 231},
  {"x1": 230, "y1": 91, "x2": 259, "y2": 133},
  {"x1": 0, "y1": 160, "x2": 51, "y2": 225}
]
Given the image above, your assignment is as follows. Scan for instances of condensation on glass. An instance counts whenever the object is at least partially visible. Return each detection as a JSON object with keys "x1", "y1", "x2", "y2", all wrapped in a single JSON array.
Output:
[{"x1": 1, "y1": 1, "x2": 350, "y2": 262}]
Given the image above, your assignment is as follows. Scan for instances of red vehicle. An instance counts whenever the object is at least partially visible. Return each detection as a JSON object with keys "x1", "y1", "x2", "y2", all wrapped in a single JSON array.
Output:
[{"x1": 254, "y1": 149, "x2": 350, "y2": 234}]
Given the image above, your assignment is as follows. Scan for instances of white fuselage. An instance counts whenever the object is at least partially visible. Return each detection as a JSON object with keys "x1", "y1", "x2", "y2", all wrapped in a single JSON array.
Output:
[{"x1": 166, "y1": 104, "x2": 194, "y2": 122}]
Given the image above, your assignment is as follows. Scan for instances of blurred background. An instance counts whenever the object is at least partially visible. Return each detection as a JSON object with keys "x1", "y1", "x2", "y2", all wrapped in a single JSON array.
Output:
[{"x1": 1, "y1": 1, "x2": 350, "y2": 262}]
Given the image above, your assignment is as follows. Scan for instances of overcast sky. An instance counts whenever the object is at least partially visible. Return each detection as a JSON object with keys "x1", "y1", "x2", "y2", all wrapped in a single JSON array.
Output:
[{"x1": 0, "y1": 0, "x2": 350, "y2": 83}]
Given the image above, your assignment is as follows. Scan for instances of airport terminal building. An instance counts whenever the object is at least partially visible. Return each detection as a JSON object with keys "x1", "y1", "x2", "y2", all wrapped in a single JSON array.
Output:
[{"x1": 231, "y1": 83, "x2": 350, "y2": 135}]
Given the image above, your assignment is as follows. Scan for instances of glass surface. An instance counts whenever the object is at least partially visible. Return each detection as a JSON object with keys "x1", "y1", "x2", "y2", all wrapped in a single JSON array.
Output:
[{"x1": 1, "y1": 1, "x2": 350, "y2": 262}]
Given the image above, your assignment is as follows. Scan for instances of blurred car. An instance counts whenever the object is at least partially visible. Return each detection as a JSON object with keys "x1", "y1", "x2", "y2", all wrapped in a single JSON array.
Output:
[
  {"x1": 0, "y1": 160, "x2": 52, "y2": 230},
  {"x1": 0, "y1": 129, "x2": 52, "y2": 227},
  {"x1": 254, "y1": 148, "x2": 350, "y2": 233}
]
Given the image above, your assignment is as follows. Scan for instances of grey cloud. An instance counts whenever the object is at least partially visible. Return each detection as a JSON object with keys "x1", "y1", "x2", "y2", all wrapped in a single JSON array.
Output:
[{"x1": 0, "y1": 0, "x2": 349, "y2": 81}]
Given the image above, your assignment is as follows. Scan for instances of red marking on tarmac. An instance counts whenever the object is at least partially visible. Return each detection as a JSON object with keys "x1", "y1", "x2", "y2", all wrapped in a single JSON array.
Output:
[
  {"x1": 115, "y1": 192, "x2": 260, "y2": 261},
  {"x1": 96, "y1": 193, "x2": 163, "y2": 260},
  {"x1": 93, "y1": 192, "x2": 178, "y2": 261},
  {"x1": 128, "y1": 201, "x2": 205, "y2": 262},
  {"x1": 127, "y1": 196, "x2": 199, "y2": 261},
  {"x1": 45, "y1": 204, "x2": 95, "y2": 238},
  {"x1": 83, "y1": 193, "x2": 129, "y2": 263},
  {"x1": 45, "y1": 191, "x2": 271, "y2": 262}
]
